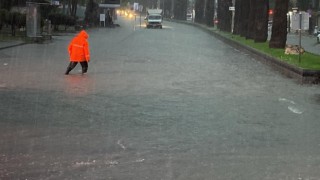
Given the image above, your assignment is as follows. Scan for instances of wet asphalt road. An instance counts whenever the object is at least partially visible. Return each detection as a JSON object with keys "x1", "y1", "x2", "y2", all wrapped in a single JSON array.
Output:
[{"x1": 1, "y1": 16, "x2": 320, "y2": 180}]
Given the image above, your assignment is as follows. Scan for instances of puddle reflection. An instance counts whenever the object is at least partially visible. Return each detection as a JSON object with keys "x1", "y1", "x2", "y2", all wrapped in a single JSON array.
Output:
[{"x1": 63, "y1": 75, "x2": 95, "y2": 96}]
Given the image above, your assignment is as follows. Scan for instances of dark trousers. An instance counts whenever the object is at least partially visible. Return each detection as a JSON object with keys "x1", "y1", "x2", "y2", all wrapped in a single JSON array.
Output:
[{"x1": 65, "y1": 61, "x2": 88, "y2": 74}]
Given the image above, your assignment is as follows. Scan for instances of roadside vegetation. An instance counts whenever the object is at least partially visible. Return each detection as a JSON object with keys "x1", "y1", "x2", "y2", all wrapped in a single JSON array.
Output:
[
  {"x1": 216, "y1": 29, "x2": 320, "y2": 70},
  {"x1": 0, "y1": 0, "x2": 83, "y2": 40}
]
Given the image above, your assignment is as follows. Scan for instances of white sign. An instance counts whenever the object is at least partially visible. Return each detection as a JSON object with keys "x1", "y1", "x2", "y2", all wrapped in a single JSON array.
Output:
[
  {"x1": 100, "y1": 14, "x2": 105, "y2": 22},
  {"x1": 229, "y1": 6, "x2": 235, "y2": 11},
  {"x1": 133, "y1": 3, "x2": 139, "y2": 11},
  {"x1": 139, "y1": 5, "x2": 143, "y2": 12},
  {"x1": 291, "y1": 12, "x2": 309, "y2": 31}
]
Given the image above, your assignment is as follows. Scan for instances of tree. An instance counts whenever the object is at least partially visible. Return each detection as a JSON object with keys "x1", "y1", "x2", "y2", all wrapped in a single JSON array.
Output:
[
  {"x1": 173, "y1": 0, "x2": 188, "y2": 20},
  {"x1": 85, "y1": 0, "x2": 99, "y2": 26},
  {"x1": 0, "y1": 9, "x2": 8, "y2": 30},
  {"x1": 233, "y1": 0, "x2": 241, "y2": 35},
  {"x1": 238, "y1": 0, "x2": 250, "y2": 37},
  {"x1": 8, "y1": 12, "x2": 25, "y2": 36},
  {"x1": 61, "y1": 0, "x2": 66, "y2": 14},
  {"x1": 162, "y1": 0, "x2": 172, "y2": 18},
  {"x1": 68, "y1": 0, "x2": 78, "y2": 17},
  {"x1": 0, "y1": 1, "x2": 13, "y2": 10},
  {"x1": 205, "y1": 0, "x2": 214, "y2": 26},
  {"x1": 246, "y1": 0, "x2": 255, "y2": 39},
  {"x1": 254, "y1": 0, "x2": 269, "y2": 42},
  {"x1": 269, "y1": 0, "x2": 289, "y2": 48},
  {"x1": 218, "y1": 0, "x2": 232, "y2": 32},
  {"x1": 195, "y1": 0, "x2": 205, "y2": 23}
]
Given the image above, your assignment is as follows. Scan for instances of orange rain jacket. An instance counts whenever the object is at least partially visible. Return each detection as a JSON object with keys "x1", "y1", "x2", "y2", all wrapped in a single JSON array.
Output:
[{"x1": 68, "y1": 30, "x2": 90, "y2": 62}]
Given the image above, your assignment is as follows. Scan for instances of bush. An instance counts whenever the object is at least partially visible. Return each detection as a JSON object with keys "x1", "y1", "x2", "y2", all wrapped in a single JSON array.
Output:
[
  {"x1": 65, "y1": 15, "x2": 76, "y2": 26},
  {"x1": 15, "y1": 13, "x2": 26, "y2": 28},
  {"x1": 0, "y1": 9, "x2": 9, "y2": 30},
  {"x1": 48, "y1": 13, "x2": 76, "y2": 31}
]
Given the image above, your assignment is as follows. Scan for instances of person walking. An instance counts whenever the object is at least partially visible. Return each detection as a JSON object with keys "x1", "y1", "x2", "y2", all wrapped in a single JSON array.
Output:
[{"x1": 65, "y1": 30, "x2": 90, "y2": 75}]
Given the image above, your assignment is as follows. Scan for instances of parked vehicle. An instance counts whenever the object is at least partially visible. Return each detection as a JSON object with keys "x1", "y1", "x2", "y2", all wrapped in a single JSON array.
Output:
[
  {"x1": 186, "y1": 13, "x2": 192, "y2": 21},
  {"x1": 145, "y1": 9, "x2": 162, "y2": 29}
]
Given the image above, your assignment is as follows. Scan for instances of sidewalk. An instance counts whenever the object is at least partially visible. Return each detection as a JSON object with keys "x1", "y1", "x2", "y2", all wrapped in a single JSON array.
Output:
[
  {"x1": 286, "y1": 32, "x2": 320, "y2": 55},
  {"x1": 0, "y1": 31, "x2": 75, "y2": 50}
]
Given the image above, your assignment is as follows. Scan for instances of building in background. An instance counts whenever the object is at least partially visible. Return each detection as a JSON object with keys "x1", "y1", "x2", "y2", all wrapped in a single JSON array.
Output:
[{"x1": 98, "y1": 0, "x2": 120, "y2": 26}]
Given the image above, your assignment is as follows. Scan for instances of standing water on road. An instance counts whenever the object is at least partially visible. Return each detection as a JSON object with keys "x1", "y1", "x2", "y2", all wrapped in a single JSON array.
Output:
[{"x1": 1, "y1": 9, "x2": 320, "y2": 180}]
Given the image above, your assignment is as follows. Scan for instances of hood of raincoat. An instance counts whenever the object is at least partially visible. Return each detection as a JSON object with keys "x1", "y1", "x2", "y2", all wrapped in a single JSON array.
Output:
[
  {"x1": 68, "y1": 30, "x2": 90, "y2": 62},
  {"x1": 78, "y1": 30, "x2": 89, "y2": 39}
]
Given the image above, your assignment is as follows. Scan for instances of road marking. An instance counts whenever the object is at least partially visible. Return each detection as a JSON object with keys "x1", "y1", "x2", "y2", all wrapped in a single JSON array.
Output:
[
  {"x1": 3, "y1": 63, "x2": 8, "y2": 66},
  {"x1": 117, "y1": 140, "x2": 126, "y2": 150},
  {"x1": 279, "y1": 98, "x2": 296, "y2": 104},
  {"x1": 106, "y1": 160, "x2": 119, "y2": 166},
  {"x1": 288, "y1": 106, "x2": 303, "y2": 114},
  {"x1": 135, "y1": 158, "x2": 145, "y2": 163},
  {"x1": 74, "y1": 160, "x2": 96, "y2": 167},
  {"x1": 279, "y1": 98, "x2": 303, "y2": 114}
]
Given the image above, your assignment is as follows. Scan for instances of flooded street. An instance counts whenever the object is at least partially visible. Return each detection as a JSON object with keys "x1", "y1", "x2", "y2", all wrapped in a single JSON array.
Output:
[{"x1": 1, "y1": 17, "x2": 320, "y2": 179}]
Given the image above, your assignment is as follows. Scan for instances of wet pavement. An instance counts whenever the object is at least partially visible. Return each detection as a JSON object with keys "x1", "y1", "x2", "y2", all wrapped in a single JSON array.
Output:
[{"x1": 0, "y1": 17, "x2": 320, "y2": 180}]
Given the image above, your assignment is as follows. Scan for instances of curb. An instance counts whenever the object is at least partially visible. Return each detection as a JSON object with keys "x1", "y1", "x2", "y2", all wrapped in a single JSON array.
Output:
[
  {"x1": 170, "y1": 20, "x2": 320, "y2": 84},
  {"x1": 0, "y1": 42, "x2": 27, "y2": 50}
]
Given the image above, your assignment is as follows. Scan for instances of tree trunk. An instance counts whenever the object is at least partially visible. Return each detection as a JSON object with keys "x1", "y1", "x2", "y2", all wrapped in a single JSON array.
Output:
[
  {"x1": 239, "y1": 0, "x2": 250, "y2": 37},
  {"x1": 225, "y1": 0, "x2": 233, "y2": 32},
  {"x1": 217, "y1": 0, "x2": 222, "y2": 29},
  {"x1": 195, "y1": 0, "x2": 205, "y2": 23},
  {"x1": 233, "y1": 0, "x2": 241, "y2": 35},
  {"x1": 269, "y1": 0, "x2": 289, "y2": 49},
  {"x1": 68, "y1": 0, "x2": 71, "y2": 15},
  {"x1": 246, "y1": 0, "x2": 255, "y2": 39},
  {"x1": 205, "y1": 0, "x2": 214, "y2": 26},
  {"x1": 62, "y1": 0, "x2": 66, "y2": 14},
  {"x1": 173, "y1": 0, "x2": 187, "y2": 20},
  {"x1": 71, "y1": 0, "x2": 78, "y2": 17},
  {"x1": 254, "y1": 0, "x2": 269, "y2": 42},
  {"x1": 218, "y1": 0, "x2": 231, "y2": 31},
  {"x1": 11, "y1": 15, "x2": 16, "y2": 36}
]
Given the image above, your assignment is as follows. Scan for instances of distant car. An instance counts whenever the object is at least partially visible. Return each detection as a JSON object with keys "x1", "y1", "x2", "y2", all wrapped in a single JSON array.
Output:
[
  {"x1": 186, "y1": 14, "x2": 192, "y2": 21},
  {"x1": 145, "y1": 9, "x2": 163, "y2": 29}
]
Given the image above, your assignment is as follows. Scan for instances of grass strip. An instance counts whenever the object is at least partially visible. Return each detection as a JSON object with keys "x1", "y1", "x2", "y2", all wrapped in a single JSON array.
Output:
[{"x1": 215, "y1": 30, "x2": 320, "y2": 70}]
